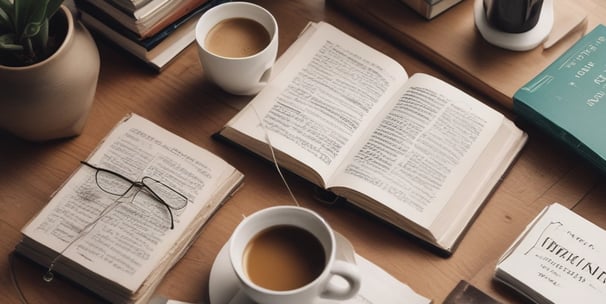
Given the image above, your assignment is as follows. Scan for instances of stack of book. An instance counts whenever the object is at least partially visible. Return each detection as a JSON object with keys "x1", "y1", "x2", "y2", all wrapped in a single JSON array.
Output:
[
  {"x1": 76, "y1": 0, "x2": 228, "y2": 71},
  {"x1": 399, "y1": 0, "x2": 463, "y2": 19}
]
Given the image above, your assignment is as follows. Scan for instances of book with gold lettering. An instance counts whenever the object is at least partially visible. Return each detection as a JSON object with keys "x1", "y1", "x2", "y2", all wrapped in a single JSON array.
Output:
[
  {"x1": 494, "y1": 203, "x2": 606, "y2": 304},
  {"x1": 217, "y1": 21, "x2": 527, "y2": 255},
  {"x1": 15, "y1": 114, "x2": 244, "y2": 303}
]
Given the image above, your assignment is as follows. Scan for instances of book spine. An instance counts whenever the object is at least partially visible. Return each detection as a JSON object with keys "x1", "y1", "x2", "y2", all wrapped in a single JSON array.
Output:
[
  {"x1": 77, "y1": 0, "x2": 227, "y2": 50},
  {"x1": 106, "y1": 0, "x2": 150, "y2": 12},
  {"x1": 77, "y1": 0, "x2": 149, "y2": 46}
]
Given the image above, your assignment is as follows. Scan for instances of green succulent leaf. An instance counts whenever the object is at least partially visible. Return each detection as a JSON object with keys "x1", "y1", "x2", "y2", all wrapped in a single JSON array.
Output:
[
  {"x1": 0, "y1": 0, "x2": 14, "y2": 33},
  {"x1": 16, "y1": 0, "x2": 49, "y2": 39},
  {"x1": 1, "y1": 0, "x2": 66, "y2": 65},
  {"x1": 47, "y1": 0, "x2": 63, "y2": 20},
  {"x1": 0, "y1": 0, "x2": 12, "y2": 14},
  {"x1": 22, "y1": 21, "x2": 43, "y2": 38},
  {"x1": 0, "y1": 33, "x2": 23, "y2": 51},
  {"x1": 30, "y1": 18, "x2": 48, "y2": 56}
]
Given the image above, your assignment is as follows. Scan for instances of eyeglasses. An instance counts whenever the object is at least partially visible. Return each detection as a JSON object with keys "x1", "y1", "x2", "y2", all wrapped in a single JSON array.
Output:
[
  {"x1": 42, "y1": 161, "x2": 189, "y2": 283},
  {"x1": 80, "y1": 161, "x2": 188, "y2": 229}
]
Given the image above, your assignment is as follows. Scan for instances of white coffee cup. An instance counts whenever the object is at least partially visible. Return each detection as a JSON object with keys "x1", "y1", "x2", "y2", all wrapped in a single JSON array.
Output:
[
  {"x1": 229, "y1": 206, "x2": 361, "y2": 304},
  {"x1": 195, "y1": 2, "x2": 278, "y2": 95}
]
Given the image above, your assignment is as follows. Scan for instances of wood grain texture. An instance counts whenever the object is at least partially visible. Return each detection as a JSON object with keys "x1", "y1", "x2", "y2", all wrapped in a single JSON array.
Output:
[
  {"x1": 1, "y1": 1, "x2": 604, "y2": 303},
  {"x1": 329, "y1": 0, "x2": 606, "y2": 110}
]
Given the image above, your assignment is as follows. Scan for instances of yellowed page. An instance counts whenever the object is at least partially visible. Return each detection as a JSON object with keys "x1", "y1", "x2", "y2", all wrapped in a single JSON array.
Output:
[
  {"x1": 21, "y1": 114, "x2": 241, "y2": 294},
  {"x1": 225, "y1": 22, "x2": 409, "y2": 185},
  {"x1": 330, "y1": 73, "x2": 505, "y2": 234}
]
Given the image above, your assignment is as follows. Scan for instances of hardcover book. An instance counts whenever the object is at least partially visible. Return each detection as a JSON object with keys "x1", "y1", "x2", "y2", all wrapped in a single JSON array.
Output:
[
  {"x1": 76, "y1": 0, "x2": 216, "y2": 39},
  {"x1": 79, "y1": 8, "x2": 198, "y2": 71},
  {"x1": 495, "y1": 203, "x2": 606, "y2": 304},
  {"x1": 443, "y1": 280, "x2": 501, "y2": 304},
  {"x1": 15, "y1": 114, "x2": 244, "y2": 303},
  {"x1": 77, "y1": 0, "x2": 227, "y2": 71},
  {"x1": 79, "y1": 0, "x2": 202, "y2": 37},
  {"x1": 217, "y1": 21, "x2": 527, "y2": 255},
  {"x1": 109, "y1": 0, "x2": 152, "y2": 12},
  {"x1": 400, "y1": 0, "x2": 463, "y2": 19},
  {"x1": 513, "y1": 24, "x2": 606, "y2": 174}
]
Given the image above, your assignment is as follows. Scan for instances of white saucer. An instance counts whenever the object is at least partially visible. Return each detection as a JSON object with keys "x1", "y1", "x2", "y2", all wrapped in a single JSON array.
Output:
[
  {"x1": 208, "y1": 239, "x2": 249, "y2": 304},
  {"x1": 208, "y1": 237, "x2": 354, "y2": 304},
  {"x1": 209, "y1": 236, "x2": 432, "y2": 304},
  {"x1": 474, "y1": 0, "x2": 553, "y2": 51}
]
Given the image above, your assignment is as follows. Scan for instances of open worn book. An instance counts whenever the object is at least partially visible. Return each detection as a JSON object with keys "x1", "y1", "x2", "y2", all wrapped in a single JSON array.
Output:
[
  {"x1": 495, "y1": 203, "x2": 606, "y2": 304},
  {"x1": 217, "y1": 21, "x2": 527, "y2": 255},
  {"x1": 15, "y1": 114, "x2": 244, "y2": 303}
]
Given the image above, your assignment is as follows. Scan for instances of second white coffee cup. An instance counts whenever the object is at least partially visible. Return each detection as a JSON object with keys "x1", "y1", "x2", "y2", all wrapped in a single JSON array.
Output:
[
  {"x1": 229, "y1": 206, "x2": 361, "y2": 304},
  {"x1": 195, "y1": 2, "x2": 278, "y2": 95}
]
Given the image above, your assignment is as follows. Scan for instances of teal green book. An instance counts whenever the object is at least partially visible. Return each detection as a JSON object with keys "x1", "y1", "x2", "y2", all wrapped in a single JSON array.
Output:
[{"x1": 514, "y1": 24, "x2": 606, "y2": 173}]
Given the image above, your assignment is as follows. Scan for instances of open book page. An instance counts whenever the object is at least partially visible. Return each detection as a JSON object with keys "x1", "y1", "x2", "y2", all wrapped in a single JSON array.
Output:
[
  {"x1": 495, "y1": 203, "x2": 606, "y2": 303},
  {"x1": 224, "y1": 21, "x2": 409, "y2": 185},
  {"x1": 329, "y1": 73, "x2": 504, "y2": 231},
  {"x1": 431, "y1": 117, "x2": 526, "y2": 247},
  {"x1": 348, "y1": 254, "x2": 432, "y2": 304},
  {"x1": 21, "y1": 114, "x2": 242, "y2": 293}
]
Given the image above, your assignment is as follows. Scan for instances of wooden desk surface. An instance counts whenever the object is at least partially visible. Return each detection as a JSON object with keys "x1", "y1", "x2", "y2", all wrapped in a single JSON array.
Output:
[
  {"x1": 1, "y1": 1, "x2": 605, "y2": 303},
  {"x1": 330, "y1": 0, "x2": 606, "y2": 109}
]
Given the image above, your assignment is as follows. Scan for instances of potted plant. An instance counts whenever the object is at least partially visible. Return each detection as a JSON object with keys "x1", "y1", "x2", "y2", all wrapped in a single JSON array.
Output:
[{"x1": 0, "y1": 0, "x2": 100, "y2": 141}]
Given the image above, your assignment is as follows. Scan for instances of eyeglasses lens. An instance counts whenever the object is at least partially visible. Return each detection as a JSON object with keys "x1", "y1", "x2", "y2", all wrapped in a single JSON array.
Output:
[{"x1": 142, "y1": 177, "x2": 187, "y2": 210}]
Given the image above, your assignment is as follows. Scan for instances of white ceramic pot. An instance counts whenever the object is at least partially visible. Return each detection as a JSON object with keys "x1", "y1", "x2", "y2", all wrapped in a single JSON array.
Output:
[{"x1": 0, "y1": 5, "x2": 100, "y2": 141}]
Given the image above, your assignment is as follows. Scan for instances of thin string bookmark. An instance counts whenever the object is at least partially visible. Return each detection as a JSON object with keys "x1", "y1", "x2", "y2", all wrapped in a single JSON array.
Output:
[
  {"x1": 251, "y1": 105, "x2": 301, "y2": 207},
  {"x1": 43, "y1": 194, "x2": 127, "y2": 282}
]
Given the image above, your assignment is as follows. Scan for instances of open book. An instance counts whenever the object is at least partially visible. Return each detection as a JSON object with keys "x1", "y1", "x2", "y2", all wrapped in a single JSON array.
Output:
[
  {"x1": 217, "y1": 21, "x2": 527, "y2": 255},
  {"x1": 494, "y1": 203, "x2": 606, "y2": 304},
  {"x1": 15, "y1": 114, "x2": 244, "y2": 303}
]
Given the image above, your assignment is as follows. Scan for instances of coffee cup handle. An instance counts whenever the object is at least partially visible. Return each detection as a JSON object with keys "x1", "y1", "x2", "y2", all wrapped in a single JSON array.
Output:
[
  {"x1": 321, "y1": 260, "x2": 362, "y2": 300},
  {"x1": 244, "y1": 64, "x2": 273, "y2": 95},
  {"x1": 257, "y1": 63, "x2": 273, "y2": 86},
  {"x1": 334, "y1": 231, "x2": 356, "y2": 263}
]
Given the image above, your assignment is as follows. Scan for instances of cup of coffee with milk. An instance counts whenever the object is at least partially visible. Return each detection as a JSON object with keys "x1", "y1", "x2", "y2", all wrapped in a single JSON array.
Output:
[
  {"x1": 195, "y1": 2, "x2": 278, "y2": 95},
  {"x1": 229, "y1": 206, "x2": 361, "y2": 304}
]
